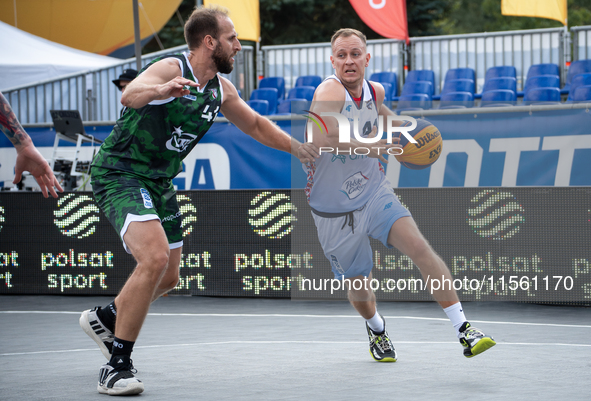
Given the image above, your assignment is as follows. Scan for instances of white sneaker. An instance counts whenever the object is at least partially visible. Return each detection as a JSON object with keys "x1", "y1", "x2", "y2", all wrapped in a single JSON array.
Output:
[
  {"x1": 80, "y1": 306, "x2": 113, "y2": 360},
  {"x1": 97, "y1": 362, "x2": 144, "y2": 396}
]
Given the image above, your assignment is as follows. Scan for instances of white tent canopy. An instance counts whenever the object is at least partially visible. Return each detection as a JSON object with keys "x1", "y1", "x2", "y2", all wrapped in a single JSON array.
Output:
[{"x1": 0, "y1": 20, "x2": 120, "y2": 91}]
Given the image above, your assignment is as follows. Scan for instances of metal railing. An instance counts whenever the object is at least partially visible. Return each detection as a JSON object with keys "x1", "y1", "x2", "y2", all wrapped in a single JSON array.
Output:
[
  {"x1": 410, "y1": 28, "x2": 565, "y2": 94},
  {"x1": 572, "y1": 25, "x2": 591, "y2": 61},
  {"x1": 7, "y1": 25, "x2": 591, "y2": 125},
  {"x1": 3, "y1": 45, "x2": 254, "y2": 124},
  {"x1": 261, "y1": 39, "x2": 405, "y2": 94}
]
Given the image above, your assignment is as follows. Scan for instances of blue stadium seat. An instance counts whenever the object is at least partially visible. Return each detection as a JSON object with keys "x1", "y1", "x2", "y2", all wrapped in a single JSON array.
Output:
[
  {"x1": 259, "y1": 77, "x2": 285, "y2": 100},
  {"x1": 406, "y1": 70, "x2": 435, "y2": 88},
  {"x1": 444, "y1": 68, "x2": 475, "y2": 82},
  {"x1": 439, "y1": 92, "x2": 474, "y2": 109},
  {"x1": 295, "y1": 75, "x2": 322, "y2": 89},
  {"x1": 401, "y1": 81, "x2": 434, "y2": 98},
  {"x1": 523, "y1": 87, "x2": 561, "y2": 105},
  {"x1": 482, "y1": 77, "x2": 517, "y2": 93},
  {"x1": 396, "y1": 94, "x2": 431, "y2": 112},
  {"x1": 277, "y1": 99, "x2": 310, "y2": 114},
  {"x1": 526, "y1": 63, "x2": 560, "y2": 79},
  {"x1": 369, "y1": 72, "x2": 398, "y2": 97},
  {"x1": 523, "y1": 75, "x2": 560, "y2": 93},
  {"x1": 480, "y1": 89, "x2": 516, "y2": 107},
  {"x1": 572, "y1": 85, "x2": 591, "y2": 102},
  {"x1": 287, "y1": 86, "x2": 315, "y2": 101},
  {"x1": 567, "y1": 73, "x2": 591, "y2": 101},
  {"x1": 564, "y1": 60, "x2": 591, "y2": 92},
  {"x1": 247, "y1": 99, "x2": 270, "y2": 115},
  {"x1": 485, "y1": 66, "x2": 517, "y2": 80},
  {"x1": 380, "y1": 83, "x2": 393, "y2": 100},
  {"x1": 250, "y1": 88, "x2": 279, "y2": 114},
  {"x1": 441, "y1": 79, "x2": 475, "y2": 95}
]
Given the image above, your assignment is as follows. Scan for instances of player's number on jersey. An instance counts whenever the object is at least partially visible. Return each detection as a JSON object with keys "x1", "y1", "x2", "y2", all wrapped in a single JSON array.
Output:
[{"x1": 201, "y1": 105, "x2": 219, "y2": 122}]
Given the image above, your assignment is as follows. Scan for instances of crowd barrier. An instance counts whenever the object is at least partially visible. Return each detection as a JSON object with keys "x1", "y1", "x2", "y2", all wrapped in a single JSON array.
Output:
[
  {"x1": 572, "y1": 25, "x2": 591, "y2": 61},
  {"x1": 409, "y1": 27, "x2": 565, "y2": 93},
  {"x1": 2, "y1": 45, "x2": 254, "y2": 124},
  {"x1": 2, "y1": 104, "x2": 589, "y2": 191},
  {"x1": 6, "y1": 26, "x2": 590, "y2": 125},
  {"x1": 262, "y1": 39, "x2": 405, "y2": 94}
]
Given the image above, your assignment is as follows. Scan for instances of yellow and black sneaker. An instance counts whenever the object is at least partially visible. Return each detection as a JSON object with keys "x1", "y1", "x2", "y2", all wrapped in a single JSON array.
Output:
[
  {"x1": 366, "y1": 317, "x2": 397, "y2": 362},
  {"x1": 459, "y1": 321, "x2": 496, "y2": 358}
]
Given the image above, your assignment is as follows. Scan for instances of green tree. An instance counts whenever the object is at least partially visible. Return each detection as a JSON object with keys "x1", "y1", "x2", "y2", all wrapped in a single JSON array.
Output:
[
  {"x1": 142, "y1": 0, "x2": 591, "y2": 53},
  {"x1": 142, "y1": 0, "x2": 196, "y2": 54},
  {"x1": 439, "y1": 0, "x2": 591, "y2": 35},
  {"x1": 259, "y1": 0, "x2": 383, "y2": 45},
  {"x1": 407, "y1": 0, "x2": 453, "y2": 37}
]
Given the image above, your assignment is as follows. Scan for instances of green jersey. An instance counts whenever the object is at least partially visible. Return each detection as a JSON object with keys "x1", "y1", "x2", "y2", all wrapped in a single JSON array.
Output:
[{"x1": 91, "y1": 53, "x2": 223, "y2": 180}]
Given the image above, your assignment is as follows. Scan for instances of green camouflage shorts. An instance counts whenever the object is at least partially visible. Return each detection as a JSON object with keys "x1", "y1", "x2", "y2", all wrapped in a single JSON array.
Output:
[{"x1": 91, "y1": 167, "x2": 182, "y2": 253}]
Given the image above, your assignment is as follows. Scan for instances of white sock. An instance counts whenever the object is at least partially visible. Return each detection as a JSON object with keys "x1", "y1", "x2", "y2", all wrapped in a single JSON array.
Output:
[
  {"x1": 443, "y1": 302, "x2": 467, "y2": 338},
  {"x1": 365, "y1": 310, "x2": 385, "y2": 333}
]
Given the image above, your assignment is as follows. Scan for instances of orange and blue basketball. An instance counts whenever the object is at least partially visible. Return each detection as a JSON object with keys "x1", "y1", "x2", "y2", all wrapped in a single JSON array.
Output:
[{"x1": 394, "y1": 119, "x2": 442, "y2": 170}]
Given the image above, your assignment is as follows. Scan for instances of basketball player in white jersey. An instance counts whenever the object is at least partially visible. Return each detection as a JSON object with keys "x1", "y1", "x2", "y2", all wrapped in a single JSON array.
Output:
[{"x1": 301, "y1": 28, "x2": 495, "y2": 362}]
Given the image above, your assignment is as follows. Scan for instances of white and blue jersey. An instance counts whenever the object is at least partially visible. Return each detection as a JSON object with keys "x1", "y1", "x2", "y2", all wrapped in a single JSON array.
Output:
[
  {"x1": 304, "y1": 75, "x2": 386, "y2": 213},
  {"x1": 304, "y1": 75, "x2": 412, "y2": 279}
]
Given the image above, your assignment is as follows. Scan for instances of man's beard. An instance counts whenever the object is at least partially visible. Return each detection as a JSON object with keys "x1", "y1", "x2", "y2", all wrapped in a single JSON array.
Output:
[{"x1": 213, "y1": 45, "x2": 234, "y2": 74}]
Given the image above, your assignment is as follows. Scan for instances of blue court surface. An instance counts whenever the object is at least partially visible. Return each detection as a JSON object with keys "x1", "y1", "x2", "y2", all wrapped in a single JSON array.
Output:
[{"x1": 1, "y1": 295, "x2": 589, "y2": 400}]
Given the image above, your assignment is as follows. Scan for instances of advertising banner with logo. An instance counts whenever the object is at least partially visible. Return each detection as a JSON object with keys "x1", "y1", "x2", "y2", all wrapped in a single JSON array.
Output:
[
  {"x1": 0, "y1": 109, "x2": 589, "y2": 190},
  {"x1": 0, "y1": 189, "x2": 589, "y2": 304}
]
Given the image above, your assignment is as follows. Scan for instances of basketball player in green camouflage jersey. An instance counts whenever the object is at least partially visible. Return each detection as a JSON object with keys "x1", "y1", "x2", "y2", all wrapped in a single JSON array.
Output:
[{"x1": 79, "y1": 7, "x2": 314, "y2": 396}]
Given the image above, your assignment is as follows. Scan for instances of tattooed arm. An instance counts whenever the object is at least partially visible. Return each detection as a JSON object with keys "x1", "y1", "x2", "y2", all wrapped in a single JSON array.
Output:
[{"x1": 1, "y1": 92, "x2": 63, "y2": 198}]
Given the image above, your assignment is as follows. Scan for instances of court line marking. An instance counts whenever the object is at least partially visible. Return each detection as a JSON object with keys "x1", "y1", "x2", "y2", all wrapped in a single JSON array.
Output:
[
  {"x1": 1, "y1": 340, "x2": 590, "y2": 357},
  {"x1": 1, "y1": 310, "x2": 590, "y2": 329}
]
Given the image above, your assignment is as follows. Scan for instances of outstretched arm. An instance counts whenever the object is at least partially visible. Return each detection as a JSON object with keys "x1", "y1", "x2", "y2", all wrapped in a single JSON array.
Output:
[
  {"x1": 0, "y1": 92, "x2": 63, "y2": 198},
  {"x1": 120, "y1": 59, "x2": 199, "y2": 109},
  {"x1": 219, "y1": 78, "x2": 316, "y2": 164}
]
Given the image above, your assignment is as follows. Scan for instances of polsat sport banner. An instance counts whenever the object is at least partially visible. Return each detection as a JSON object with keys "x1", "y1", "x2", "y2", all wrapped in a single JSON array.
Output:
[{"x1": 348, "y1": 0, "x2": 409, "y2": 43}]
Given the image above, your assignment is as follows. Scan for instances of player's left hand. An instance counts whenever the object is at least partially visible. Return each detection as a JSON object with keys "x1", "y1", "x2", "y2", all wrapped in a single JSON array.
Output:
[{"x1": 14, "y1": 145, "x2": 63, "y2": 198}]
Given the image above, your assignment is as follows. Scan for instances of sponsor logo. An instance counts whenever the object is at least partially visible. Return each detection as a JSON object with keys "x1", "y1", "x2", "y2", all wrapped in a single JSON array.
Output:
[
  {"x1": 467, "y1": 190, "x2": 524, "y2": 240},
  {"x1": 413, "y1": 129, "x2": 441, "y2": 149},
  {"x1": 166, "y1": 126, "x2": 198, "y2": 153},
  {"x1": 384, "y1": 202, "x2": 393, "y2": 210},
  {"x1": 162, "y1": 211, "x2": 182, "y2": 222},
  {"x1": 209, "y1": 88, "x2": 218, "y2": 100},
  {"x1": 429, "y1": 144, "x2": 442, "y2": 159},
  {"x1": 248, "y1": 192, "x2": 297, "y2": 239},
  {"x1": 53, "y1": 194, "x2": 100, "y2": 238},
  {"x1": 176, "y1": 194, "x2": 197, "y2": 237},
  {"x1": 330, "y1": 255, "x2": 345, "y2": 275},
  {"x1": 140, "y1": 188, "x2": 153, "y2": 209},
  {"x1": 183, "y1": 94, "x2": 197, "y2": 101},
  {"x1": 340, "y1": 171, "x2": 369, "y2": 200}
]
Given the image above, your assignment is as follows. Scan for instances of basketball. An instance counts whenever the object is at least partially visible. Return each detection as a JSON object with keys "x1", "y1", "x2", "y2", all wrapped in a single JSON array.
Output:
[{"x1": 394, "y1": 119, "x2": 442, "y2": 170}]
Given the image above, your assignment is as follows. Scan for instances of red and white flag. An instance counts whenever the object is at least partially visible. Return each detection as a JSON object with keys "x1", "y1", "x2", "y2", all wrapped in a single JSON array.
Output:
[{"x1": 348, "y1": 0, "x2": 409, "y2": 43}]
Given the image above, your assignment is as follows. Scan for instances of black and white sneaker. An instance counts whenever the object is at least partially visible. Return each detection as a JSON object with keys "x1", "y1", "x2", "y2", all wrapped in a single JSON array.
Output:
[
  {"x1": 80, "y1": 307, "x2": 114, "y2": 360},
  {"x1": 366, "y1": 316, "x2": 397, "y2": 362},
  {"x1": 98, "y1": 358, "x2": 144, "y2": 396}
]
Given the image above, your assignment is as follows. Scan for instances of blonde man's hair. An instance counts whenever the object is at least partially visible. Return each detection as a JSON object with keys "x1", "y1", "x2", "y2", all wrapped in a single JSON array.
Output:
[{"x1": 331, "y1": 28, "x2": 367, "y2": 51}]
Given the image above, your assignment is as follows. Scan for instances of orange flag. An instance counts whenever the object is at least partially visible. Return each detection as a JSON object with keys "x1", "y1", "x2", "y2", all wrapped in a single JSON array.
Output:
[{"x1": 348, "y1": 0, "x2": 409, "y2": 43}]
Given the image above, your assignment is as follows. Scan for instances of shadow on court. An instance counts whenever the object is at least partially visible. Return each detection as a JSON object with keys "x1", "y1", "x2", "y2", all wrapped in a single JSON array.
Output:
[{"x1": 0, "y1": 295, "x2": 589, "y2": 400}]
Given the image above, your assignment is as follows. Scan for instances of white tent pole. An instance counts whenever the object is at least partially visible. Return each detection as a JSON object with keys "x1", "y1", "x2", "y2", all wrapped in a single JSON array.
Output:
[{"x1": 133, "y1": 0, "x2": 142, "y2": 71}]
